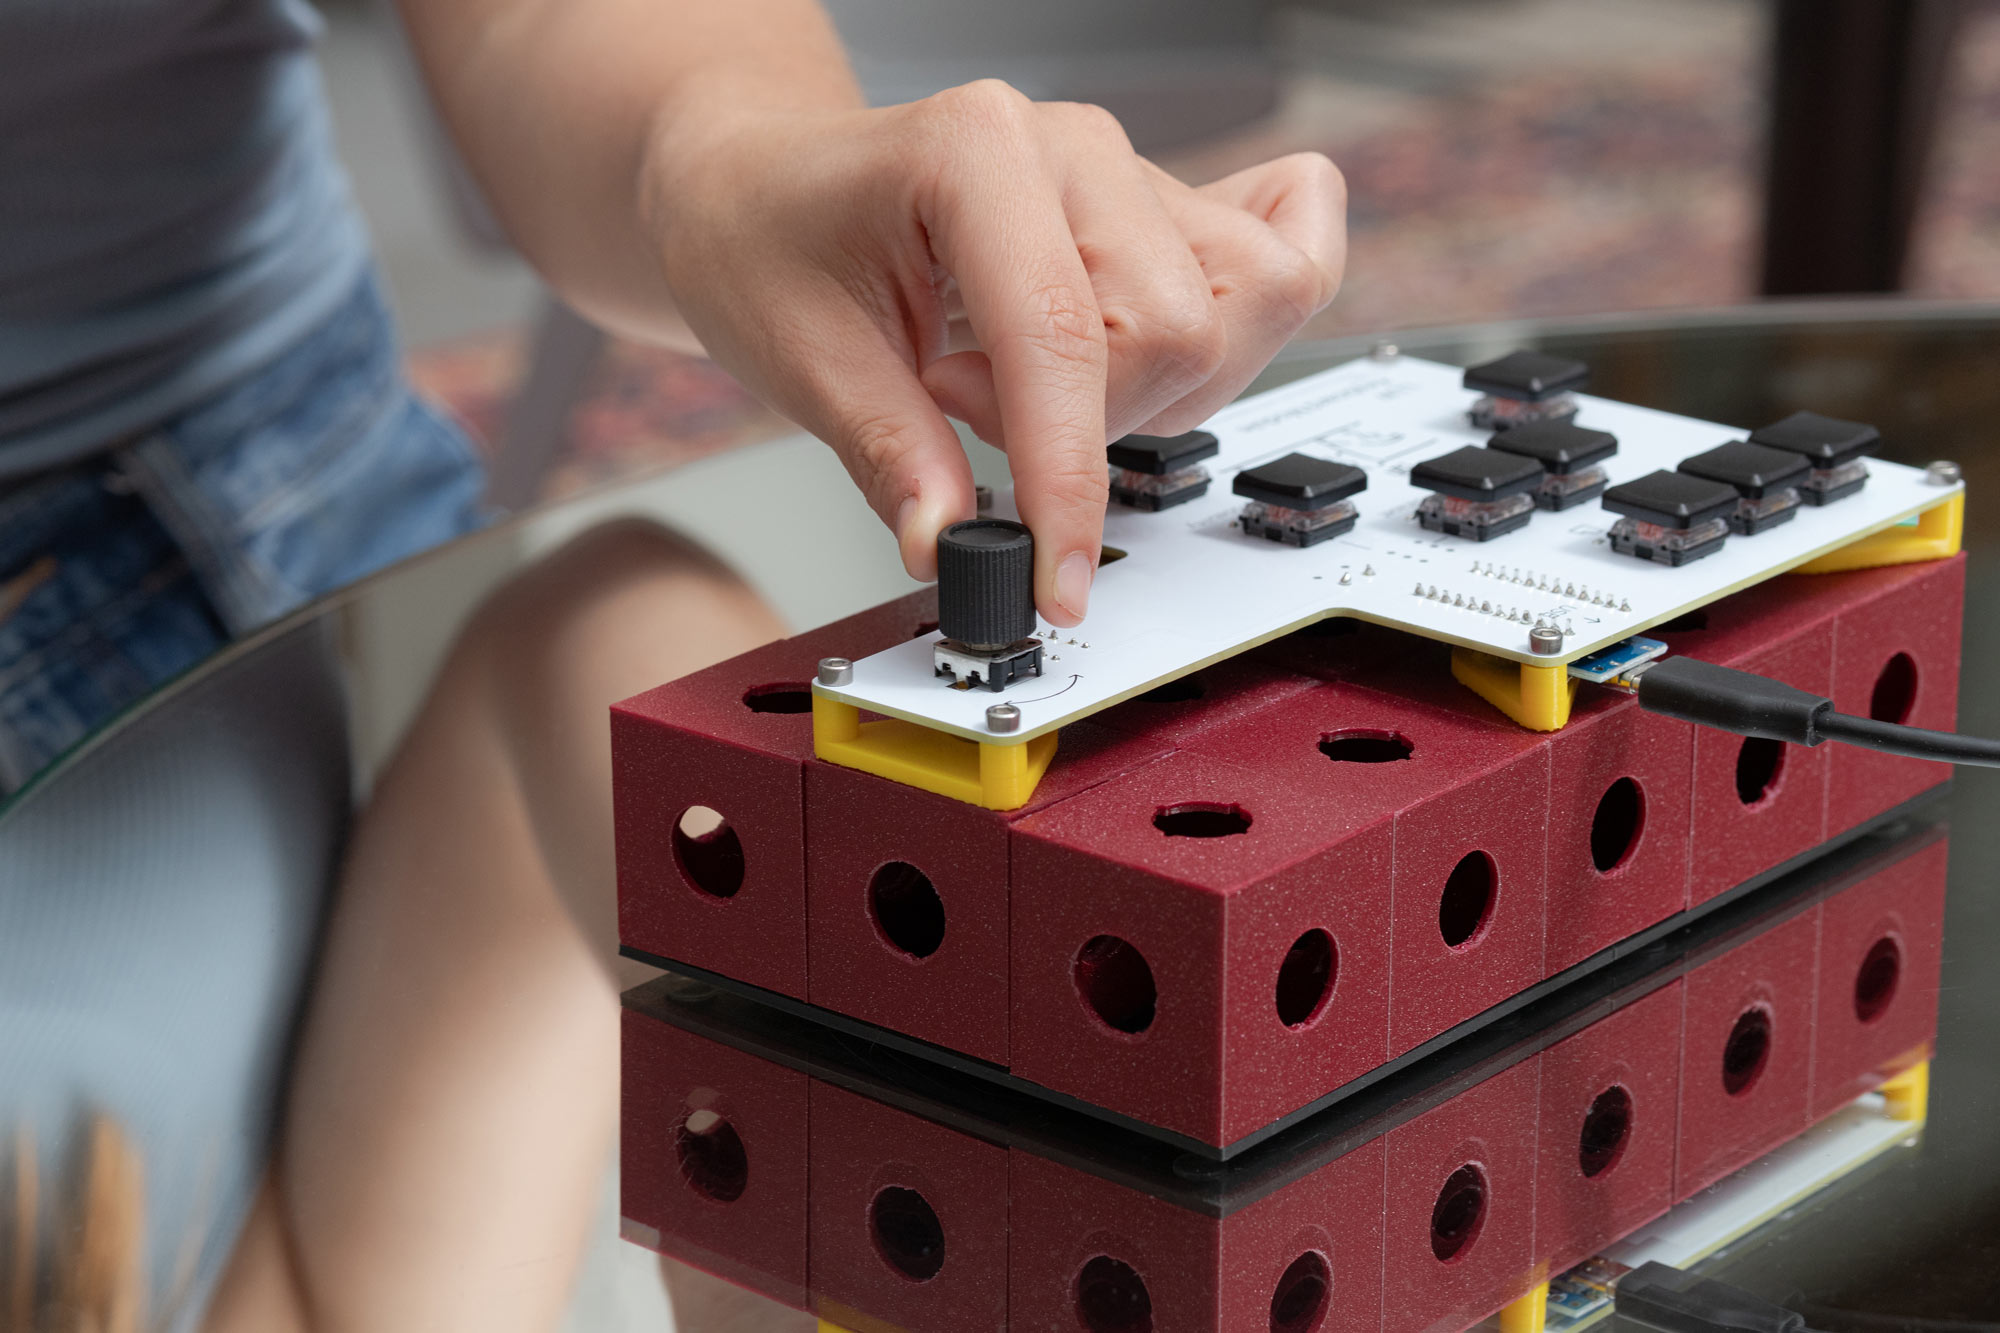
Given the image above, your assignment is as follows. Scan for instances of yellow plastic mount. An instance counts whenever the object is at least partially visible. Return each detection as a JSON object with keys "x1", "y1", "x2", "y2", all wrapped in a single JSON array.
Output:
[
  {"x1": 1796, "y1": 492, "x2": 1964, "y2": 574},
  {"x1": 813, "y1": 695, "x2": 1058, "y2": 811},
  {"x1": 1451, "y1": 648, "x2": 1576, "y2": 732},
  {"x1": 1498, "y1": 1278, "x2": 1551, "y2": 1333},
  {"x1": 1881, "y1": 1059, "x2": 1930, "y2": 1122}
]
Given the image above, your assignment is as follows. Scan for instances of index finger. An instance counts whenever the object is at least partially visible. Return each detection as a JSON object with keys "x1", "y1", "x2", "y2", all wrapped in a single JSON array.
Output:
[{"x1": 920, "y1": 97, "x2": 1110, "y2": 626}]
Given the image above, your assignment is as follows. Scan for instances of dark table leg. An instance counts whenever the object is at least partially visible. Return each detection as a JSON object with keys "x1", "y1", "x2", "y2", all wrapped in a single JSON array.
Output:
[{"x1": 1760, "y1": 0, "x2": 1966, "y2": 296}]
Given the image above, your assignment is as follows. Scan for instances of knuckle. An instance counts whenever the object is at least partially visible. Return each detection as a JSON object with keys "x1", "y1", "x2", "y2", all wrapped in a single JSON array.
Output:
[
  {"x1": 840, "y1": 413, "x2": 928, "y2": 500},
  {"x1": 1020, "y1": 281, "x2": 1109, "y2": 371},
  {"x1": 1153, "y1": 299, "x2": 1228, "y2": 383},
  {"x1": 928, "y1": 78, "x2": 1032, "y2": 137},
  {"x1": 1052, "y1": 100, "x2": 1131, "y2": 149},
  {"x1": 1263, "y1": 241, "x2": 1328, "y2": 326}
]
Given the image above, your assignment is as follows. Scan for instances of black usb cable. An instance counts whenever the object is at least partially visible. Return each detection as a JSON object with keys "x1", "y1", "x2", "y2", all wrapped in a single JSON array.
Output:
[{"x1": 1628, "y1": 655, "x2": 2000, "y2": 768}]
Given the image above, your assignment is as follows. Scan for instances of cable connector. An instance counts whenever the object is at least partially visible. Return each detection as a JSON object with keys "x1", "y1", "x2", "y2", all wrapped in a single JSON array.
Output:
[
  {"x1": 1617, "y1": 1262, "x2": 1809, "y2": 1333},
  {"x1": 1633, "y1": 655, "x2": 1831, "y2": 746}
]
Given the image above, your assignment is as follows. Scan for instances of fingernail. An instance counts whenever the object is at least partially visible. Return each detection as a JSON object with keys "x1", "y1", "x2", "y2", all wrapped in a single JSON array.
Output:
[
  {"x1": 1055, "y1": 551, "x2": 1093, "y2": 619},
  {"x1": 895, "y1": 495, "x2": 918, "y2": 540}
]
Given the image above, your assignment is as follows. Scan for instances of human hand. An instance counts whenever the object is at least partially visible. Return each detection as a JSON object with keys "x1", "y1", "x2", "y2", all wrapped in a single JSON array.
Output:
[{"x1": 644, "y1": 80, "x2": 1345, "y2": 626}]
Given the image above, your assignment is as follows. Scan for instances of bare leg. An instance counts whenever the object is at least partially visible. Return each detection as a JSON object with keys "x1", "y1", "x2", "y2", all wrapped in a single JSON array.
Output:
[{"x1": 273, "y1": 521, "x2": 787, "y2": 1332}]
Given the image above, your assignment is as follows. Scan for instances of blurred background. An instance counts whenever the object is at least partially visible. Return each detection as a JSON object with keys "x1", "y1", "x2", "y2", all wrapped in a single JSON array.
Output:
[{"x1": 318, "y1": 0, "x2": 2000, "y2": 507}]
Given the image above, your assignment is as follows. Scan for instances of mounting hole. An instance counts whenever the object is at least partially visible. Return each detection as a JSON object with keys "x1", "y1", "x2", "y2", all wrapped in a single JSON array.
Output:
[
  {"x1": 1589, "y1": 777, "x2": 1646, "y2": 873},
  {"x1": 1437, "y1": 851, "x2": 1496, "y2": 949},
  {"x1": 1075, "y1": 1255, "x2": 1153, "y2": 1333},
  {"x1": 1721, "y1": 1006, "x2": 1773, "y2": 1097},
  {"x1": 1275, "y1": 929, "x2": 1337, "y2": 1029},
  {"x1": 1657, "y1": 610, "x2": 1709, "y2": 633},
  {"x1": 1870, "y1": 652, "x2": 1918, "y2": 725},
  {"x1": 1153, "y1": 802, "x2": 1252, "y2": 838},
  {"x1": 1135, "y1": 675, "x2": 1207, "y2": 704},
  {"x1": 1318, "y1": 729, "x2": 1414, "y2": 764},
  {"x1": 869, "y1": 862, "x2": 946, "y2": 959},
  {"x1": 869, "y1": 1186, "x2": 945, "y2": 1282},
  {"x1": 1269, "y1": 1251, "x2": 1332, "y2": 1333},
  {"x1": 1854, "y1": 936, "x2": 1903, "y2": 1025},
  {"x1": 1734, "y1": 737, "x2": 1786, "y2": 807},
  {"x1": 1075, "y1": 935, "x2": 1157, "y2": 1035},
  {"x1": 1577, "y1": 1085, "x2": 1634, "y2": 1179},
  {"x1": 675, "y1": 1107, "x2": 748, "y2": 1203},
  {"x1": 741, "y1": 682, "x2": 813, "y2": 714},
  {"x1": 672, "y1": 807, "x2": 745, "y2": 899},
  {"x1": 1429, "y1": 1164, "x2": 1488, "y2": 1263}
]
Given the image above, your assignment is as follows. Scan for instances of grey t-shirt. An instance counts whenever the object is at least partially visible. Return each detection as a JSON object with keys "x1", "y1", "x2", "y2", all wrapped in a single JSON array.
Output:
[{"x1": 0, "y1": 0, "x2": 370, "y2": 478}]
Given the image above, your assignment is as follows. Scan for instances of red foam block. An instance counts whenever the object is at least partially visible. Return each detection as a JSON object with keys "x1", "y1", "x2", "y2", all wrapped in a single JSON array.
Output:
[
  {"x1": 1193, "y1": 681, "x2": 1552, "y2": 1057},
  {"x1": 1011, "y1": 748, "x2": 1394, "y2": 1147},
  {"x1": 1092, "y1": 652, "x2": 1319, "y2": 747},
  {"x1": 1007, "y1": 1138, "x2": 1386, "y2": 1333},
  {"x1": 621, "y1": 1007, "x2": 811, "y2": 1308},
  {"x1": 1811, "y1": 836, "x2": 1948, "y2": 1120},
  {"x1": 807, "y1": 1081, "x2": 1009, "y2": 1332},
  {"x1": 1535, "y1": 980, "x2": 1685, "y2": 1276},
  {"x1": 804, "y1": 723, "x2": 1173, "y2": 1067},
  {"x1": 1543, "y1": 693, "x2": 1695, "y2": 975},
  {"x1": 613, "y1": 591, "x2": 935, "y2": 998},
  {"x1": 1381, "y1": 1059, "x2": 1542, "y2": 1333},
  {"x1": 1674, "y1": 906, "x2": 1819, "y2": 1199},
  {"x1": 1826, "y1": 555, "x2": 1964, "y2": 834}
]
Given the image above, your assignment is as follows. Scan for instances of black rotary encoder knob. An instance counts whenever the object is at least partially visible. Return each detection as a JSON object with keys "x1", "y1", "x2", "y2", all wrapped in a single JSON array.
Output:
[{"x1": 937, "y1": 519, "x2": 1035, "y2": 651}]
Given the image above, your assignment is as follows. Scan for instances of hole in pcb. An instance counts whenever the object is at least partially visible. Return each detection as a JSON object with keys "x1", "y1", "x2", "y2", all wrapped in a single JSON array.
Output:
[
  {"x1": 1318, "y1": 729, "x2": 1413, "y2": 764},
  {"x1": 1429, "y1": 1164, "x2": 1487, "y2": 1263},
  {"x1": 1275, "y1": 929, "x2": 1337, "y2": 1028},
  {"x1": 1590, "y1": 777, "x2": 1646, "y2": 873},
  {"x1": 1437, "y1": 851, "x2": 1496, "y2": 949},
  {"x1": 1734, "y1": 737, "x2": 1785, "y2": 806},
  {"x1": 741, "y1": 682, "x2": 813, "y2": 714},
  {"x1": 1269, "y1": 1251, "x2": 1332, "y2": 1333},
  {"x1": 1135, "y1": 674, "x2": 1207, "y2": 704},
  {"x1": 675, "y1": 1107, "x2": 748, "y2": 1203},
  {"x1": 1075, "y1": 935, "x2": 1157, "y2": 1035},
  {"x1": 869, "y1": 861, "x2": 946, "y2": 959},
  {"x1": 1722, "y1": 1006, "x2": 1773, "y2": 1096},
  {"x1": 1870, "y1": 652, "x2": 1918, "y2": 725},
  {"x1": 672, "y1": 806, "x2": 745, "y2": 899},
  {"x1": 1577, "y1": 1085, "x2": 1634, "y2": 1178},
  {"x1": 869, "y1": 1185, "x2": 946, "y2": 1282},
  {"x1": 1153, "y1": 802, "x2": 1252, "y2": 838},
  {"x1": 1075, "y1": 1255, "x2": 1154, "y2": 1333},
  {"x1": 1854, "y1": 935, "x2": 1903, "y2": 1024}
]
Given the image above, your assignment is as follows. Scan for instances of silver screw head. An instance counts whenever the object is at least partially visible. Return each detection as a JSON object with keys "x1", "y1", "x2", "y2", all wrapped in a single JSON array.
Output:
[
  {"x1": 1529, "y1": 624, "x2": 1565, "y2": 656},
  {"x1": 986, "y1": 702, "x2": 1021, "y2": 733},
  {"x1": 1925, "y1": 460, "x2": 1963, "y2": 486},
  {"x1": 816, "y1": 656, "x2": 853, "y2": 686},
  {"x1": 1370, "y1": 340, "x2": 1400, "y2": 362},
  {"x1": 974, "y1": 484, "x2": 995, "y2": 512}
]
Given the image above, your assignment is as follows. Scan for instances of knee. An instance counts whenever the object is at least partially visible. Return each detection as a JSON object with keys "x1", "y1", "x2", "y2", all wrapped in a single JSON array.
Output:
[{"x1": 458, "y1": 518, "x2": 786, "y2": 715}]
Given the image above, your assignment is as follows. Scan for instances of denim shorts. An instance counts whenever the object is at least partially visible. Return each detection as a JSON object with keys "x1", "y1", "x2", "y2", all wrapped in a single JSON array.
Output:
[{"x1": 0, "y1": 271, "x2": 489, "y2": 790}]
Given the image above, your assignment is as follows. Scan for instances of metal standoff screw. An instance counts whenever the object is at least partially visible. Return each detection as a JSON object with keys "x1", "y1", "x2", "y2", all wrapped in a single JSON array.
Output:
[
  {"x1": 986, "y1": 702, "x2": 1021, "y2": 733},
  {"x1": 816, "y1": 656, "x2": 853, "y2": 686},
  {"x1": 1370, "y1": 340, "x2": 1400, "y2": 362},
  {"x1": 1925, "y1": 460, "x2": 1964, "y2": 486},
  {"x1": 1529, "y1": 624, "x2": 1565, "y2": 656},
  {"x1": 974, "y1": 484, "x2": 995, "y2": 511}
]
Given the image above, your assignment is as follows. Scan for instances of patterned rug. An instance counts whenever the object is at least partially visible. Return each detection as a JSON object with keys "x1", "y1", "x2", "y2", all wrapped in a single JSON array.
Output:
[{"x1": 408, "y1": 0, "x2": 2000, "y2": 506}]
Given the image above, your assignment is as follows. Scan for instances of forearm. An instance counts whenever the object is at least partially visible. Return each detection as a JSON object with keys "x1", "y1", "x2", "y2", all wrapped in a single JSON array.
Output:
[{"x1": 395, "y1": 0, "x2": 864, "y2": 341}]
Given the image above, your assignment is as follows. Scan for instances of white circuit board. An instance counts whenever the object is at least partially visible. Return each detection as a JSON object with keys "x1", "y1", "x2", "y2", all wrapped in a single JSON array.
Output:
[{"x1": 818, "y1": 354, "x2": 1961, "y2": 744}]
